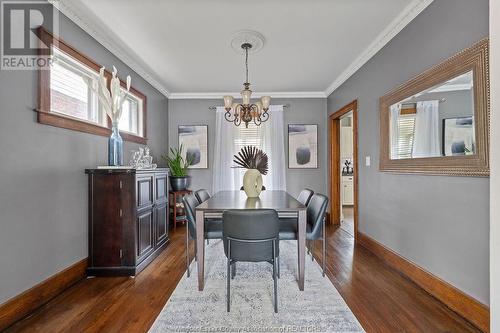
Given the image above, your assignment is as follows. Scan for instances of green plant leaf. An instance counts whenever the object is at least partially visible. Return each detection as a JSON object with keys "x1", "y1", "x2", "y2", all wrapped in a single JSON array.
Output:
[{"x1": 161, "y1": 144, "x2": 193, "y2": 177}]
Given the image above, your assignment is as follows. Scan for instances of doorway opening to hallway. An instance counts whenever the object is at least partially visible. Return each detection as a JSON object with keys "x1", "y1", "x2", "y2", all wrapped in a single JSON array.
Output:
[{"x1": 328, "y1": 101, "x2": 358, "y2": 239}]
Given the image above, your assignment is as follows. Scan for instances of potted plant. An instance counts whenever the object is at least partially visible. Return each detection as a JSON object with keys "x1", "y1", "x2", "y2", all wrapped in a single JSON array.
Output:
[
  {"x1": 233, "y1": 146, "x2": 268, "y2": 197},
  {"x1": 162, "y1": 145, "x2": 193, "y2": 191}
]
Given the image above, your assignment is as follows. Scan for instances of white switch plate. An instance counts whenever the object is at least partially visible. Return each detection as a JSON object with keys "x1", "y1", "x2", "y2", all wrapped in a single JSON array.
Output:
[{"x1": 365, "y1": 156, "x2": 371, "y2": 166}]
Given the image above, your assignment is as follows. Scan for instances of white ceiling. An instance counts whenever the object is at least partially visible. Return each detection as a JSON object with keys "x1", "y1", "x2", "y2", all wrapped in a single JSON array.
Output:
[{"x1": 55, "y1": 0, "x2": 433, "y2": 98}]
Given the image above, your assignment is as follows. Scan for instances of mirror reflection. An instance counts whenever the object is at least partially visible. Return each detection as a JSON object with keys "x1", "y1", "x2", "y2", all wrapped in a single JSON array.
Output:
[{"x1": 390, "y1": 71, "x2": 475, "y2": 159}]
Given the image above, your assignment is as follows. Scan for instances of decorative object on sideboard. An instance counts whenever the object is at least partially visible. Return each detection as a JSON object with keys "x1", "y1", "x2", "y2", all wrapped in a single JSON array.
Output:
[
  {"x1": 221, "y1": 31, "x2": 271, "y2": 128},
  {"x1": 129, "y1": 147, "x2": 157, "y2": 169},
  {"x1": 178, "y1": 125, "x2": 208, "y2": 169},
  {"x1": 162, "y1": 145, "x2": 193, "y2": 191},
  {"x1": 92, "y1": 66, "x2": 132, "y2": 166},
  {"x1": 288, "y1": 124, "x2": 318, "y2": 169},
  {"x1": 233, "y1": 146, "x2": 268, "y2": 198}
]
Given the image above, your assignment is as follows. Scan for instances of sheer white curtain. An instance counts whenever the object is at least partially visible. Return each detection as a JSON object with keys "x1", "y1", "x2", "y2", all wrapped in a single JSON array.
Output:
[
  {"x1": 212, "y1": 107, "x2": 240, "y2": 193},
  {"x1": 212, "y1": 105, "x2": 286, "y2": 193},
  {"x1": 390, "y1": 103, "x2": 402, "y2": 159},
  {"x1": 412, "y1": 100, "x2": 440, "y2": 158},
  {"x1": 262, "y1": 105, "x2": 286, "y2": 190}
]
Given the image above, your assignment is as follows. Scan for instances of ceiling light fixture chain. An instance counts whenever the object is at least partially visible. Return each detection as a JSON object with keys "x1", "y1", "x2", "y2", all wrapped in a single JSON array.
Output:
[{"x1": 244, "y1": 43, "x2": 249, "y2": 84}]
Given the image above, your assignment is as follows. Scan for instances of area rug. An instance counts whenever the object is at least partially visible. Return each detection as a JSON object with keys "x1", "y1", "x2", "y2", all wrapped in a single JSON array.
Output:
[{"x1": 149, "y1": 240, "x2": 364, "y2": 333}]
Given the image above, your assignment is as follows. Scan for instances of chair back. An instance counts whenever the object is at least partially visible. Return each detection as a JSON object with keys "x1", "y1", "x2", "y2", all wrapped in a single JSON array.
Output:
[
  {"x1": 223, "y1": 209, "x2": 279, "y2": 262},
  {"x1": 297, "y1": 188, "x2": 314, "y2": 206},
  {"x1": 182, "y1": 193, "x2": 199, "y2": 239},
  {"x1": 195, "y1": 189, "x2": 211, "y2": 203},
  {"x1": 307, "y1": 194, "x2": 329, "y2": 239}
]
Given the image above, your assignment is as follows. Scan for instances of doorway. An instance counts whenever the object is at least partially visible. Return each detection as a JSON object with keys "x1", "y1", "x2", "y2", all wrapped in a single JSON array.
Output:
[{"x1": 328, "y1": 101, "x2": 358, "y2": 239}]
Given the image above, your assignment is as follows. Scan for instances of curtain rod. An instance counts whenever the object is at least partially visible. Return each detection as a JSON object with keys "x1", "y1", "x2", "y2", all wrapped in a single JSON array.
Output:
[{"x1": 208, "y1": 104, "x2": 290, "y2": 111}]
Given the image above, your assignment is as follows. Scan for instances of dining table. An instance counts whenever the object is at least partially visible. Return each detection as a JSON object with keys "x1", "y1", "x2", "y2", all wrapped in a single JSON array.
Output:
[{"x1": 195, "y1": 190, "x2": 307, "y2": 291}]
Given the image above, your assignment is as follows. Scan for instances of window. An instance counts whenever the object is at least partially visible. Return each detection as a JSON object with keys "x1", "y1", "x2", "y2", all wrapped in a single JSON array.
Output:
[
  {"x1": 392, "y1": 114, "x2": 416, "y2": 159},
  {"x1": 233, "y1": 122, "x2": 264, "y2": 181},
  {"x1": 37, "y1": 28, "x2": 147, "y2": 144},
  {"x1": 234, "y1": 122, "x2": 262, "y2": 151},
  {"x1": 49, "y1": 48, "x2": 104, "y2": 126},
  {"x1": 118, "y1": 89, "x2": 144, "y2": 137},
  {"x1": 212, "y1": 106, "x2": 287, "y2": 193}
]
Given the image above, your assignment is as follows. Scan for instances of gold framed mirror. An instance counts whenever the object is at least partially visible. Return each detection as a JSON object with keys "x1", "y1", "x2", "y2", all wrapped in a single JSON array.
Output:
[{"x1": 379, "y1": 38, "x2": 489, "y2": 176}]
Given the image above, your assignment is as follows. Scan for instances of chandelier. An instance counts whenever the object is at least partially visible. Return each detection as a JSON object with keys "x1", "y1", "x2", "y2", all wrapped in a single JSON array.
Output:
[{"x1": 223, "y1": 42, "x2": 271, "y2": 128}]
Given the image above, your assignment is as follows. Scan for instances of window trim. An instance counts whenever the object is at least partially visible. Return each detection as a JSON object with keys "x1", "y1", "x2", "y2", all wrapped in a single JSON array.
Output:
[{"x1": 37, "y1": 27, "x2": 147, "y2": 144}]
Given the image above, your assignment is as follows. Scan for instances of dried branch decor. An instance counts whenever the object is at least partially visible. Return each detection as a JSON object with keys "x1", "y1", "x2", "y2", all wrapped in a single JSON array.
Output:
[{"x1": 233, "y1": 146, "x2": 269, "y2": 175}]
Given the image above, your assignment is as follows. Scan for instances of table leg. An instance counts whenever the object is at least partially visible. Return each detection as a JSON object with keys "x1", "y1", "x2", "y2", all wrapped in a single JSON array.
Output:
[
  {"x1": 298, "y1": 209, "x2": 306, "y2": 291},
  {"x1": 196, "y1": 210, "x2": 205, "y2": 291}
]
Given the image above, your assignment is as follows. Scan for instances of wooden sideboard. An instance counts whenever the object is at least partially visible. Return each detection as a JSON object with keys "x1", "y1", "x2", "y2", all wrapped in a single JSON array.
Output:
[{"x1": 85, "y1": 168, "x2": 169, "y2": 276}]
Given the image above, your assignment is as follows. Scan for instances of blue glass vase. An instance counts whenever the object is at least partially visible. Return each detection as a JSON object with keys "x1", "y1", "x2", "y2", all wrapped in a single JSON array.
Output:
[{"x1": 108, "y1": 122, "x2": 123, "y2": 166}]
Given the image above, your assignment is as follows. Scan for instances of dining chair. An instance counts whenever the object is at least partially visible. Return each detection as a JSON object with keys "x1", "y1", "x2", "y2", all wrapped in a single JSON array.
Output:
[
  {"x1": 194, "y1": 189, "x2": 220, "y2": 245},
  {"x1": 223, "y1": 209, "x2": 280, "y2": 313},
  {"x1": 183, "y1": 193, "x2": 223, "y2": 277},
  {"x1": 195, "y1": 189, "x2": 211, "y2": 203},
  {"x1": 279, "y1": 188, "x2": 314, "y2": 258},
  {"x1": 295, "y1": 188, "x2": 314, "y2": 253},
  {"x1": 278, "y1": 193, "x2": 329, "y2": 276},
  {"x1": 297, "y1": 188, "x2": 314, "y2": 206}
]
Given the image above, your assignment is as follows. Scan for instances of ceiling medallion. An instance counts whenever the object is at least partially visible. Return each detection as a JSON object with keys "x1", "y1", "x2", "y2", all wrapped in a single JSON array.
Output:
[
  {"x1": 230, "y1": 30, "x2": 265, "y2": 55},
  {"x1": 223, "y1": 33, "x2": 270, "y2": 128}
]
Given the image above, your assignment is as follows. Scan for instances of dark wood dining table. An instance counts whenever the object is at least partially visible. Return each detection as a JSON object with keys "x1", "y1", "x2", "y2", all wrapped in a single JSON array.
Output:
[{"x1": 195, "y1": 190, "x2": 307, "y2": 291}]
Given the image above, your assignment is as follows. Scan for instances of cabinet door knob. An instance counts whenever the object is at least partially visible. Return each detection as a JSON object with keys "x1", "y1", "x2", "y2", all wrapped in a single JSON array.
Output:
[{"x1": 119, "y1": 209, "x2": 123, "y2": 217}]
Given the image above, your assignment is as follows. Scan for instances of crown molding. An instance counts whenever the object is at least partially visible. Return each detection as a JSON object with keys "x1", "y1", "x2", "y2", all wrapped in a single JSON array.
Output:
[
  {"x1": 168, "y1": 91, "x2": 327, "y2": 100},
  {"x1": 324, "y1": 0, "x2": 434, "y2": 97},
  {"x1": 49, "y1": 0, "x2": 171, "y2": 98}
]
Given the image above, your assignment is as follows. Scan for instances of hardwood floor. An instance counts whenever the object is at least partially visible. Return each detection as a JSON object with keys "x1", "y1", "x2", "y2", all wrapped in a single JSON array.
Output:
[
  {"x1": 6, "y1": 224, "x2": 480, "y2": 333},
  {"x1": 341, "y1": 206, "x2": 354, "y2": 236}
]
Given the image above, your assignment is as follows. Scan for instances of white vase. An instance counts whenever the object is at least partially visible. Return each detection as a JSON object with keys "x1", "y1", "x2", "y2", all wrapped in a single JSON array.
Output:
[{"x1": 243, "y1": 169, "x2": 263, "y2": 198}]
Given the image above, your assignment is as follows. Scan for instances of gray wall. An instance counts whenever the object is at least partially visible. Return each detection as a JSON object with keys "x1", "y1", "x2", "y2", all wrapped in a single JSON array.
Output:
[
  {"x1": 327, "y1": 0, "x2": 489, "y2": 304},
  {"x1": 168, "y1": 98, "x2": 327, "y2": 198},
  {"x1": 0, "y1": 11, "x2": 168, "y2": 303}
]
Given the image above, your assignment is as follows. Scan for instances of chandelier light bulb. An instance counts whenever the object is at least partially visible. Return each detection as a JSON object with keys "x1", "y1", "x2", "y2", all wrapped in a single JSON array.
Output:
[
  {"x1": 261, "y1": 96, "x2": 271, "y2": 110},
  {"x1": 224, "y1": 95, "x2": 234, "y2": 110}
]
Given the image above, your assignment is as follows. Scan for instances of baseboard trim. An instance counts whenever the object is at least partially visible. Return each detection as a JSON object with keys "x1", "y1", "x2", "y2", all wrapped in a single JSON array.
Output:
[
  {"x1": 0, "y1": 258, "x2": 87, "y2": 331},
  {"x1": 357, "y1": 232, "x2": 489, "y2": 332}
]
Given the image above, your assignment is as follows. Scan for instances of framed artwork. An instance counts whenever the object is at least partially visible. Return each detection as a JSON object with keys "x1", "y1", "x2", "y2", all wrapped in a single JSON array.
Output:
[
  {"x1": 178, "y1": 125, "x2": 208, "y2": 169},
  {"x1": 442, "y1": 116, "x2": 475, "y2": 156},
  {"x1": 288, "y1": 124, "x2": 318, "y2": 168}
]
